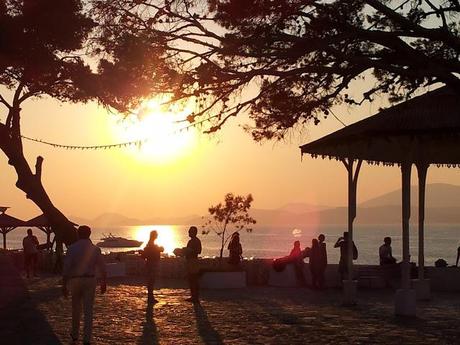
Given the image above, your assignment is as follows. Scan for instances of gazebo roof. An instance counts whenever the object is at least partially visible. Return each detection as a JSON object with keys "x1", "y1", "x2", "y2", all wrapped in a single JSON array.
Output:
[
  {"x1": 25, "y1": 214, "x2": 51, "y2": 227},
  {"x1": 24, "y1": 214, "x2": 78, "y2": 227},
  {"x1": 300, "y1": 87, "x2": 460, "y2": 165},
  {"x1": 0, "y1": 212, "x2": 26, "y2": 228}
]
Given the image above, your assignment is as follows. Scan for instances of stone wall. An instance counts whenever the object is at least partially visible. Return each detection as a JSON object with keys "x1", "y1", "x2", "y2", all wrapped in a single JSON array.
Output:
[{"x1": 7, "y1": 250, "x2": 460, "y2": 291}]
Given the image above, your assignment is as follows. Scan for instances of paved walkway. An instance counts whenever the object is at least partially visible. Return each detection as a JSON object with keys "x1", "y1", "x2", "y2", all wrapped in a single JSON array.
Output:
[{"x1": 1, "y1": 255, "x2": 460, "y2": 344}]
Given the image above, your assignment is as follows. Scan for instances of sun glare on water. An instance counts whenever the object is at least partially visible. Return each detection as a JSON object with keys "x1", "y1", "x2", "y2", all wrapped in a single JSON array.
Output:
[
  {"x1": 134, "y1": 225, "x2": 178, "y2": 255},
  {"x1": 111, "y1": 98, "x2": 197, "y2": 164}
]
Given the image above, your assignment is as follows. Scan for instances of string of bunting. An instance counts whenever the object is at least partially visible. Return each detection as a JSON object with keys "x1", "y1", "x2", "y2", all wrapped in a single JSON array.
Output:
[
  {"x1": 19, "y1": 119, "x2": 199, "y2": 150},
  {"x1": 20, "y1": 135, "x2": 150, "y2": 150}
]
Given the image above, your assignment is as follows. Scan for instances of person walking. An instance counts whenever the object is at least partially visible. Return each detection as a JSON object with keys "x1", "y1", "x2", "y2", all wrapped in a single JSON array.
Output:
[
  {"x1": 334, "y1": 232, "x2": 358, "y2": 282},
  {"x1": 63, "y1": 225, "x2": 106, "y2": 345},
  {"x1": 228, "y1": 232, "x2": 243, "y2": 266},
  {"x1": 23, "y1": 228, "x2": 39, "y2": 278},
  {"x1": 185, "y1": 226, "x2": 201, "y2": 303},
  {"x1": 141, "y1": 230, "x2": 164, "y2": 302}
]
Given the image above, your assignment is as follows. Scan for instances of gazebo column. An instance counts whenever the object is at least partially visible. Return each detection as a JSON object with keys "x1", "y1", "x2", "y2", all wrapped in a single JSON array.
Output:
[
  {"x1": 395, "y1": 162, "x2": 416, "y2": 316},
  {"x1": 413, "y1": 162, "x2": 431, "y2": 300},
  {"x1": 44, "y1": 226, "x2": 52, "y2": 250},
  {"x1": 2, "y1": 229, "x2": 6, "y2": 250},
  {"x1": 341, "y1": 158, "x2": 362, "y2": 305}
]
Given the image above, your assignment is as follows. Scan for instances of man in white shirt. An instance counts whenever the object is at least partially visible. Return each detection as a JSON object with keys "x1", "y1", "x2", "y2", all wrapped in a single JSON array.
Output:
[{"x1": 63, "y1": 225, "x2": 107, "y2": 345}]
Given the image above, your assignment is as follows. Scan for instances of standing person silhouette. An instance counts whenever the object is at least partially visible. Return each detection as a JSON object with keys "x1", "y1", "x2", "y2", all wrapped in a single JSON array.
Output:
[
  {"x1": 334, "y1": 232, "x2": 358, "y2": 282},
  {"x1": 228, "y1": 232, "x2": 243, "y2": 266},
  {"x1": 289, "y1": 240, "x2": 306, "y2": 286},
  {"x1": 289, "y1": 240, "x2": 302, "y2": 259},
  {"x1": 141, "y1": 230, "x2": 164, "y2": 303},
  {"x1": 310, "y1": 239, "x2": 321, "y2": 289},
  {"x1": 457, "y1": 245, "x2": 460, "y2": 267},
  {"x1": 23, "y1": 228, "x2": 39, "y2": 278},
  {"x1": 185, "y1": 226, "x2": 201, "y2": 303},
  {"x1": 317, "y1": 234, "x2": 328, "y2": 289},
  {"x1": 63, "y1": 225, "x2": 106, "y2": 345}
]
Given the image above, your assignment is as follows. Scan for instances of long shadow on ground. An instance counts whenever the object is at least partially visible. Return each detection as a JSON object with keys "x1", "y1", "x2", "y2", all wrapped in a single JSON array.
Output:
[
  {"x1": 0, "y1": 254, "x2": 62, "y2": 345},
  {"x1": 193, "y1": 303, "x2": 223, "y2": 345},
  {"x1": 137, "y1": 299, "x2": 159, "y2": 345}
]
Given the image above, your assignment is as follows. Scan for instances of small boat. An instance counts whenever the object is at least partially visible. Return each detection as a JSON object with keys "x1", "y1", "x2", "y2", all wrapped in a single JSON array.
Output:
[{"x1": 96, "y1": 233, "x2": 143, "y2": 248}]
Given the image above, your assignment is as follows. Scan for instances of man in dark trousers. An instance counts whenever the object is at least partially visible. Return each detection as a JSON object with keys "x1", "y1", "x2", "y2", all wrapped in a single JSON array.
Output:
[
  {"x1": 141, "y1": 230, "x2": 164, "y2": 303},
  {"x1": 185, "y1": 226, "x2": 201, "y2": 303}
]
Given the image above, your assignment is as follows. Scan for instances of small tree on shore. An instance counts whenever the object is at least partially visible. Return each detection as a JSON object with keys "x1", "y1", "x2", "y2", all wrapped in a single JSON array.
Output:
[{"x1": 202, "y1": 193, "x2": 256, "y2": 259}]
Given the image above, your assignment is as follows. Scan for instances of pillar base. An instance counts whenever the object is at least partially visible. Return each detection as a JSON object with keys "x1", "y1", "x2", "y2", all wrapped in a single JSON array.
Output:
[
  {"x1": 342, "y1": 280, "x2": 358, "y2": 306},
  {"x1": 395, "y1": 288, "x2": 416, "y2": 316},
  {"x1": 412, "y1": 279, "x2": 431, "y2": 300}
]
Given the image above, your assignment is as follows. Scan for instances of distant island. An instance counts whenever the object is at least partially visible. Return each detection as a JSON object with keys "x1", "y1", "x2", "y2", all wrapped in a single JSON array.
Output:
[{"x1": 70, "y1": 183, "x2": 460, "y2": 226}]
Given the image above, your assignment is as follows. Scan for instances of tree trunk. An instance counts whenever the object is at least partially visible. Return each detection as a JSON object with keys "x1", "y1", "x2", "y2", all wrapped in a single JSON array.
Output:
[
  {"x1": 220, "y1": 228, "x2": 226, "y2": 260},
  {"x1": 2, "y1": 231, "x2": 6, "y2": 250},
  {"x1": 0, "y1": 112, "x2": 77, "y2": 246}
]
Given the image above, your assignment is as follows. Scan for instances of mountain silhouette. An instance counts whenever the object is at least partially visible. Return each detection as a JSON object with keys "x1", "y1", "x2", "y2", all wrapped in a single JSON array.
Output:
[
  {"x1": 360, "y1": 183, "x2": 460, "y2": 208},
  {"x1": 69, "y1": 183, "x2": 460, "y2": 226}
]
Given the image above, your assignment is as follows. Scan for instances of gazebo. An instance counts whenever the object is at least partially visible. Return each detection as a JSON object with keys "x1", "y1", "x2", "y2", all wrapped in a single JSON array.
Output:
[
  {"x1": 0, "y1": 207, "x2": 26, "y2": 249},
  {"x1": 300, "y1": 87, "x2": 460, "y2": 316}
]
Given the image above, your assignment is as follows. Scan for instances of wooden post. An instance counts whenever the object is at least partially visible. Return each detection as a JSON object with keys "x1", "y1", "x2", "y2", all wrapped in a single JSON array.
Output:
[
  {"x1": 401, "y1": 162, "x2": 412, "y2": 290},
  {"x1": 395, "y1": 162, "x2": 417, "y2": 316},
  {"x1": 344, "y1": 159, "x2": 362, "y2": 280},
  {"x1": 416, "y1": 162, "x2": 428, "y2": 280},
  {"x1": 341, "y1": 158, "x2": 362, "y2": 306},
  {"x1": 46, "y1": 227, "x2": 51, "y2": 251}
]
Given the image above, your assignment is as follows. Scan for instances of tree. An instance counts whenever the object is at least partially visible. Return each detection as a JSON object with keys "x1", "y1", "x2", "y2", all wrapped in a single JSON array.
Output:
[
  {"x1": 0, "y1": 0, "x2": 175, "y2": 244},
  {"x1": 202, "y1": 193, "x2": 256, "y2": 259},
  {"x1": 95, "y1": 0, "x2": 460, "y2": 141}
]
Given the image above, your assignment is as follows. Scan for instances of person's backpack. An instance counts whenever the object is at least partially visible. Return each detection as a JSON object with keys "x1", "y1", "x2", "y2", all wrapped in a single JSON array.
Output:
[
  {"x1": 352, "y1": 244, "x2": 358, "y2": 260},
  {"x1": 273, "y1": 258, "x2": 286, "y2": 272},
  {"x1": 435, "y1": 258, "x2": 448, "y2": 267}
]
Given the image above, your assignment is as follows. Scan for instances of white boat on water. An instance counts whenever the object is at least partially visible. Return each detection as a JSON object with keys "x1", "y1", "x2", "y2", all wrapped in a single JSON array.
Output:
[{"x1": 96, "y1": 233, "x2": 143, "y2": 248}]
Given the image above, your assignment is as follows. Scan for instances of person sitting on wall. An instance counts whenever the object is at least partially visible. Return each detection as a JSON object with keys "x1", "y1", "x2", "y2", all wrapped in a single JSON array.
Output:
[{"x1": 379, "y1": 237, "x2": 397, "y2": 265}]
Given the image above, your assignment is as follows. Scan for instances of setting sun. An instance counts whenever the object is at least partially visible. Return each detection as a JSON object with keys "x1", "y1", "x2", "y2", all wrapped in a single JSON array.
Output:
[
  {"x1": 110, "y1": 98, "x2": 197, "y2": 164},
  {"x1": 134, "y1": 225, "x2": 178, "y2": 255}
]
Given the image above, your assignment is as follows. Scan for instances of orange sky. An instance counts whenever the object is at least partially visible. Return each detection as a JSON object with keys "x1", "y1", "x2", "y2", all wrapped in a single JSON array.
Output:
[{"x1": 1, "y1": 88, "x2": 459, "y2": 221}]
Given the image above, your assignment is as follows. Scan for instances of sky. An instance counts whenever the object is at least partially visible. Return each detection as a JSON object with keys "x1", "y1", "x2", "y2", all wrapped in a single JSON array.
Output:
[{"x1": 1, "y1": 86, "x2": 460, "y2": 222}]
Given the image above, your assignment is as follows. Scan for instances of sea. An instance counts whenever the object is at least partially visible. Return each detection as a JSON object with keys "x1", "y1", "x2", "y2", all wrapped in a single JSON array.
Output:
[{"x1": 6, "y1": 224, "x2": 460, "y2": 266}]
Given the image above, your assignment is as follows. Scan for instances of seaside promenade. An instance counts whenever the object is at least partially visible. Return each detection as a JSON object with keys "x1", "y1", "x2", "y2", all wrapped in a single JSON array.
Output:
[{"x1": 1, "y1": 253, "x2": 460, "y2": 345}]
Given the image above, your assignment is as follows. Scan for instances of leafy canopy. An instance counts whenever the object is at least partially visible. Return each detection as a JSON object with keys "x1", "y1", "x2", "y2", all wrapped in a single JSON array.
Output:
[
  {"x1": 0, "y1": 0, "x2": 176, "y2": 114},
  {"x1": 94, "y1": 0, "x2": 460, "y2": 140}
]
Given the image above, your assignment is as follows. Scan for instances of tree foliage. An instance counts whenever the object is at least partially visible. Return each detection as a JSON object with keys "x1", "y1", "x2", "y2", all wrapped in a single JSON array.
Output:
[
  {"x1": 95, "y1": 0, "x2": 460, "y2": 140},
  {"x1": 202, "y1": 193, "x2": 256, "y2": 259},
  {"x1": 0, "y1": 0, "x2": 176, "y2": 243}
]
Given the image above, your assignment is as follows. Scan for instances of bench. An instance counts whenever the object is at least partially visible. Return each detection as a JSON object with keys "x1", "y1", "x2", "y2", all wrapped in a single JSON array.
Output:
[{"x1": 357, "y1": 265, "x2": 389, "y2": 289}]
